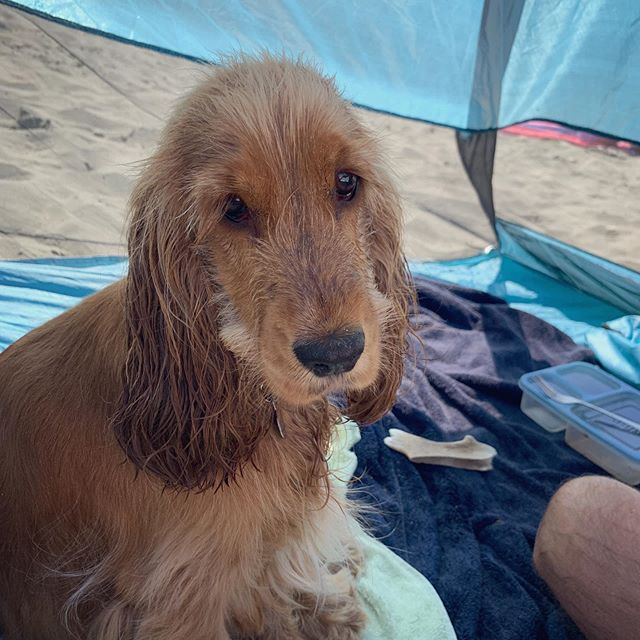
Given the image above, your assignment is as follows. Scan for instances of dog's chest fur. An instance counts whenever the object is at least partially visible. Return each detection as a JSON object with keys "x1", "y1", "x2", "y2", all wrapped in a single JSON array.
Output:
[{"x1": 93, "y1": 429, "x2": 345, "y2": 634}]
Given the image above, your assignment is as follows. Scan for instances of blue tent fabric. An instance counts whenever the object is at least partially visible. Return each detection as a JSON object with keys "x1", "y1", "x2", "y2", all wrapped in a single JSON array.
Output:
[
  {"x1": 7, "y1": 0, "x2": 640, "y2": 142},
  {"x1": 585, "y1": 316, "x2": 640, "y2": 387},
  {"x1": 0, "y1": 256, "x2": 126, "y2": 350},
  {"x1": 354, "y1": 276, "x2": 600, "y2": 640},
  {"x1": 409, "y1": 252, "x2": 626, "y2": 347},
  {"x1": 495, "y1": 221, "x2": 640, "y2": 316}
]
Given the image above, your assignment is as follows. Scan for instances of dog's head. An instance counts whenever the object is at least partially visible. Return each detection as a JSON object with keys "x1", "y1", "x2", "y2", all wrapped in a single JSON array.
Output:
[{"x1": 112, "y1": 56, "x2": 412, "y2": 489}]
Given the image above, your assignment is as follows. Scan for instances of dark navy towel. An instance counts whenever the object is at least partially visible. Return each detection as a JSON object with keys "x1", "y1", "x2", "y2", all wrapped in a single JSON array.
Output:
[{"x1": 354, "y1": 276, "x2": 600, "y2": 640}]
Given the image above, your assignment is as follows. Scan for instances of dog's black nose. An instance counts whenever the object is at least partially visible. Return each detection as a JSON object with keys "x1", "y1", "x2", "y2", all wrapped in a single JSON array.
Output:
[{"x1": 293, "y1": 328, "x2": 365, "y2": 377}]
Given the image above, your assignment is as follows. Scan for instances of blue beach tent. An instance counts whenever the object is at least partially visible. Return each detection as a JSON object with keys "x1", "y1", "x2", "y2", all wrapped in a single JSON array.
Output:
[{"x1": 1, "y1": 2, "x2": 639, "y2": 640}]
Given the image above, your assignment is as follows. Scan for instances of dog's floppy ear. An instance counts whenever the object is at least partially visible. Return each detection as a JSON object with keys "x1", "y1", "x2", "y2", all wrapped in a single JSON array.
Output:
[
  {"x1": 346, "y1": 169, "x2": 413, "y2": 425},
  {"x1": 110, "y1": 160, "x2": 268, "y2": 491}
]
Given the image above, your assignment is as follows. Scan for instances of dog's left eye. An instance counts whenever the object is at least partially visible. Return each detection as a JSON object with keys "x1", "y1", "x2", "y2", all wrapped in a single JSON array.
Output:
[
  {"x1": 335, "y1": 172, "x2": 359, "y2": 202},
  {"x1": 224, "y1": 196, "x2": 250, "y2": 224}
]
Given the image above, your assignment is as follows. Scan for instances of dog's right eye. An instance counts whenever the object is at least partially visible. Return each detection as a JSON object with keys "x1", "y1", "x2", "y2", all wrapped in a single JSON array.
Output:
[
  {"x1": 224, "y1": 197, "x2": 250, "y2": 224},
  {"x1": 335, "y1": 171, "x2": 359, "y2": 202}
]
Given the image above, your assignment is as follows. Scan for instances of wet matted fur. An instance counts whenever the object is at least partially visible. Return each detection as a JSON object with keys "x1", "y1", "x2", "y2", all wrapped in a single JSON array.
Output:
[{"x1": 0, "y1": 55, "x2": 412, "y2": 639}]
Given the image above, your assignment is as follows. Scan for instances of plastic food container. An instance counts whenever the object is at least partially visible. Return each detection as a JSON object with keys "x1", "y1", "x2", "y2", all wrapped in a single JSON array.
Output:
[{"x1": 519, "y1": 362, "x2": 640, "y2": 485}]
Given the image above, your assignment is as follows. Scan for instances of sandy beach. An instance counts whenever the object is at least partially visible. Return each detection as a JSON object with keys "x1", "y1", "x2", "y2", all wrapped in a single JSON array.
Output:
[{"x1": 1, "y1": 4, "x2": 638, "y2": 270}]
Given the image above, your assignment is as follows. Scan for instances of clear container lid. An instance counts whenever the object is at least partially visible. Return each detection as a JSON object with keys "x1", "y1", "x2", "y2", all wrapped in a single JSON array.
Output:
[{"x1": 519, "y1": 362, "x2": 640, "y2": 460}]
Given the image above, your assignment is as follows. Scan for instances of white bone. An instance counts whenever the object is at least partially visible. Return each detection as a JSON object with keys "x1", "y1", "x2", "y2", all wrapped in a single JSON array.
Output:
[{"x1": 384, "y1": 429, "x2": 497, "y2": 471}]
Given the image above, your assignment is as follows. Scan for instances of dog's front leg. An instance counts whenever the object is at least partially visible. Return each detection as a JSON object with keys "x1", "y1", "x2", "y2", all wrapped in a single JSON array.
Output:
[
  {"x1": 254, "y1": 565, "x2": 365, "y2": 640},
  {"x1": 256, "y1": 509, "x2": 366, "y2": 640},
  {"x1": 294, "y1": 563, "x2": 366, "y2": 640}
]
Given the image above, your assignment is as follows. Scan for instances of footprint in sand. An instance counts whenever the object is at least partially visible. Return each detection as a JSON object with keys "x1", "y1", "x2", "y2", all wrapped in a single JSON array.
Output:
[{"x1": 16, "y1": 108, "x2": 51, "y2": 130}]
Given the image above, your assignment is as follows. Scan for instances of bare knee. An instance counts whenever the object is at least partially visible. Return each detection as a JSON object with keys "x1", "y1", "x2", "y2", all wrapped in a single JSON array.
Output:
[
  {"x1": 535, "y1": 477, "x2": 595, "y2": 568},
  {"x1": 534, "y1": 475, "x2": 636, "y2": 577},
  {"x1": 534, "y1": 475, "x2": 640, "y2": 640}
]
